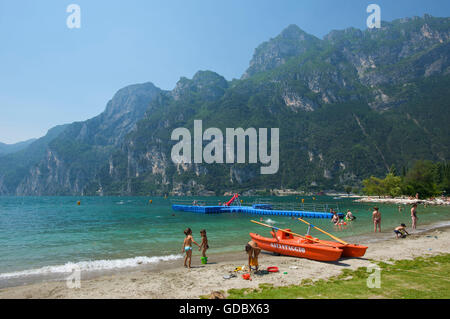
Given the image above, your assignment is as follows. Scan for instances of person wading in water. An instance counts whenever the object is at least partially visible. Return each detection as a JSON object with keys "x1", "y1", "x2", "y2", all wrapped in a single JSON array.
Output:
[
  {"x1": 372, "y1": 207, "x2": 381, "y2": 233},
  {"x1": 411, "y1": 203, "x2": 419, "y2": 230}
]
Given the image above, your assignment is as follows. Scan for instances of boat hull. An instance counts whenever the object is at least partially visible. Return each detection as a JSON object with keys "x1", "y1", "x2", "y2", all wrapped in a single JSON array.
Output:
[
  {"x1": 332, "y1": 243, "x2": 367, "y2": 258},
  {"x1": 250, "y1": 233, "x2": 343, "y2": 262},
  {"x1": 303, "y1": 236, "x2": 367, "y2": 258}
]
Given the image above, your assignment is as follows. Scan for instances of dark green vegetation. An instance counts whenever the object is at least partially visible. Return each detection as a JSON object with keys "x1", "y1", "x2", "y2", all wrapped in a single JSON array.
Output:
[
  {"x1": 363, "y1": 160, "x2": 450, "y2": 198},
  {"x1": 0, "y1": 15, "x2": 449, "y2": 195},
  {"x1": 224, "y1": 254, "x2": 450, "y2": 299}
]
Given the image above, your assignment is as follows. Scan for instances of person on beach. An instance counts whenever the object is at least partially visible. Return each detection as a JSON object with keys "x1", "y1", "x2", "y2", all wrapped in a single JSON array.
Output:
[
  {"x1": 394, "y1": 224, "x2": 409, "y2": 239},
  {"x1": 372, "y1": 207, "x2": 381, "y2": 232},
  {"x1": 245, "y1": 240, "x2": 261, "y2": 272},
  {"x1": 411, "y1": 203, "x2": 418, "y2": 230},
  {"x1": 182, "y1": 228, "x2": 200, "y2": 269},
  {"x1": 199, "y1": 229, "x2": 209, "y2": 258},
  {"x1": 345, "y1": 210, "x2": 355, "y2": 221}
]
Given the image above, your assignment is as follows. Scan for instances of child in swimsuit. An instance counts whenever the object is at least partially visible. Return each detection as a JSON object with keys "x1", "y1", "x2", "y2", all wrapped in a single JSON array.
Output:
[
  {"x1": 331, "y1": 212, "x2": 340, "y2": 225},
  {"x1": 394, "y1": 224, "x2": 409, "y2": 239},
  {"x1": 199, "y1": 229, "x2": 209, "y2": 259},
  {"x1": 345, "y1": 210, "x2": 355, "y2": 221},
  {"x1": 182, "y1": 228, "x2": 200, "y2": 269},
  {"x1": 245, "y1": 240, "x2": 261, "y2": 272}
]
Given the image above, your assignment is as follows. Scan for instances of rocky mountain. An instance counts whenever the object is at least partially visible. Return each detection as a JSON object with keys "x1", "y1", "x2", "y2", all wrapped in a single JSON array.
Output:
[
  {"x1": 242, "y1": 24, "x2": 322, "y2": 79},
  {"x1": 0, "y1": 83, "x2": 161, "y2": 195},
  {"x1": 1, "y1": 14, "x2": 449, "y2": 196}
]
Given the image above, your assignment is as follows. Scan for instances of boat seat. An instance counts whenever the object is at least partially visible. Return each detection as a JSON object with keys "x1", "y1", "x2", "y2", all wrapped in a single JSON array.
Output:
[{"x1": 276, "y1": 229, "x2": 293, "y2": 240}]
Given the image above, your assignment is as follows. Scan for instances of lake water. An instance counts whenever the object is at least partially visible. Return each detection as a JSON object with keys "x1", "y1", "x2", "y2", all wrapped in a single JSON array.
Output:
[{"x1": 1, "y1": 196, "x2": 449, "y2": 287}]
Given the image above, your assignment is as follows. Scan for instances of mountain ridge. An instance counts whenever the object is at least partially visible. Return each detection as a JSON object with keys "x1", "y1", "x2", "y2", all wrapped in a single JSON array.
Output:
[
  {"x1": 0, "y1": 139, "x2": 37, "y2": 156},
  {"x1": 1, "y1": 14, "x2": 449, "y2": 196}
]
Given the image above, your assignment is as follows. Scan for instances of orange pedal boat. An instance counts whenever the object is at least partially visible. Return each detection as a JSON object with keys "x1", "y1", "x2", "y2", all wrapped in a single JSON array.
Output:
[
  {"x1": 296, "y1": 218, "x2": 368, "y2": 258},
  {"x1": 250, "y1": 230, "x2": 343, "y2": 262},
  {"x1": 318, "y1": 240, "x2": 367, "y2": 258}
]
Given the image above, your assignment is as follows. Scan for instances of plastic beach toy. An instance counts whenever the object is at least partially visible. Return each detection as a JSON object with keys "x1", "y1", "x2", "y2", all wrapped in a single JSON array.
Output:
[
  {"x1": 242, "y1": 274, "x2": 251, "y2": 280},
  {"x1": 267, "y1": 266, "x2": 279, "y2": 273}
]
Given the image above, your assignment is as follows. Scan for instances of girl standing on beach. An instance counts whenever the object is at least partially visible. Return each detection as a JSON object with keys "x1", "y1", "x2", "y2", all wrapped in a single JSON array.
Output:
[
  {"x1": 199, "y1": 229, "x2": 209, "y2": 258},
  {"x1": 182, "y1": 228, "x2": 200, "y2": 269},
  {"x1": 372, "y1": 207, "x2": 381, "y2": 233}
]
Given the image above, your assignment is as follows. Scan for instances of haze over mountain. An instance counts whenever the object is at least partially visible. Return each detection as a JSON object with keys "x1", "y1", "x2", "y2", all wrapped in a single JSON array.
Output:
[
  {"x1": 0, "y1": 14, "x2": 449, "y2": 196},
  {"x1": 0, "y1": 139, "x2": 37, "y2": 156}
]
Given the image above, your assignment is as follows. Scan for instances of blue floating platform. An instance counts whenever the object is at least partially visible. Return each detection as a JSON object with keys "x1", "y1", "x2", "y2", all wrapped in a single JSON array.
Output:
[
  {"x1": 171, "y1": 205, "x2": 343, "y2": 219},
  {"x1": 172, "y1": 205, "x2": 228, "y2": 214}
]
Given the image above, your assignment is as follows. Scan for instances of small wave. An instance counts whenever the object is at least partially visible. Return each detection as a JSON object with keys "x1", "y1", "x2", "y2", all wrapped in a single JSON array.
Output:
[
  {"x1": 434, "y1": 220, "x2": 450, "y2": 228},
  {"x1": 265, "y1": 218, "x2": 276, "y2": 225},
  {"x1": 0, "y1": 254, "x2": 182, "y2": 280}
]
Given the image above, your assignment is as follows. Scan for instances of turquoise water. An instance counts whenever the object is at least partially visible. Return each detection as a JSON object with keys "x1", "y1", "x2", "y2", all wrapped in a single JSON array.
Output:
[{"x1": 1, "y1": 196, "x2": 449, "y2": 286}]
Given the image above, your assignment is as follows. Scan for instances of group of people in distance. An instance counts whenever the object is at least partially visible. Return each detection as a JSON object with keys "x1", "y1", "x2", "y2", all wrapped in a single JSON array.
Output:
[
  {"x1": 182, "y1": 203, "x2": 422, "y2": 269},
  {"x1": 331, "y1": 204, "x2": 419, "y2": 238},
  {"x1": 330, "y1": 209, "x2": 355, "y2": 229},
  {"x1": 372, "y1": 203, "x2": 419, "y2": 238}
]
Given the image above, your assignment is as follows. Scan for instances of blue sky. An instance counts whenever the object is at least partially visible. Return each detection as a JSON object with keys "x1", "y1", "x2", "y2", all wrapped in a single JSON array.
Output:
[{"x1": 1, "y1": 0, "x2": 449, "y2": 144}]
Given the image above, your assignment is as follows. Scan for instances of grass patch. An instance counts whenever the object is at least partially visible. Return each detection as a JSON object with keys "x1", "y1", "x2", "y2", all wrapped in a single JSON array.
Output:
[{"x1": 226, "y1": 254, "x2": 450, "y2": 299}]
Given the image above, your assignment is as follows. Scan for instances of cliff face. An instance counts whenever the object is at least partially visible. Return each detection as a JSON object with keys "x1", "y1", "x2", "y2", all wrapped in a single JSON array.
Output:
[
  {"x1": 242, "y1": 16, "x2": 450, "y2": 111},
  {"x1": 1, "y1": 83, "x2": 161, "y2": 195},
  {"x1": 1, "y1": 15, "x2": 449, "y2": 196}
]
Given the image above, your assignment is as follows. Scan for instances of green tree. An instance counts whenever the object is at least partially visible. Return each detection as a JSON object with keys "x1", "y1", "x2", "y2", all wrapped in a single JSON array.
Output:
[
  {"x1": 436, "y1": 162, "x2": 450, "y2": 196},
  {"x1": 389, "y1": 165, "x2": 397, "y2": 176},
  {"x1": 345, "y1": 186, "x2": 352, "y2": 196},
  {"x1": 383, "y1": 173, "x2": 402, "y2": 197},
  {"x1": 402, "y1": 160, "x2": 441, "y2": 198},
  {"x1": 362, "y1": 176, "x2": 384, "y2": 197}
]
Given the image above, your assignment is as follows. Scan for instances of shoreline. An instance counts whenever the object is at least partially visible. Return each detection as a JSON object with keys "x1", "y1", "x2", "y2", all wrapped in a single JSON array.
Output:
[
  {"x1": 1, "y1": 220, "x2": 449, "y2": 299},
  {"x1": 353, "y1": 196, "x2": 450, "y2": 206},
  {"x1": 2, "y1": 217, "x2": 449, "y2": 290}
]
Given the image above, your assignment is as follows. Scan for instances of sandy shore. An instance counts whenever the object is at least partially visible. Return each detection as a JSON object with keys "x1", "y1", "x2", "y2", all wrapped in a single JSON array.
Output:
[
  {"x1": 1, "y1": 225, "x2": 449, "y2": 299},
  {"x1": 354, "y1": 196, "x2": 450, "y2": 206}
]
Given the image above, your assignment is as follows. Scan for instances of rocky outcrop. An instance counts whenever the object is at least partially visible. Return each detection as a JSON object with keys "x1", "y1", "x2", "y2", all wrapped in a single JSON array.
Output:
[
  {"x1": 172, "y1": 71, "x2": 228, "y2": 101},
  {"x1": 242, "y1": 25, "x2": 321, "y2": 79}
]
